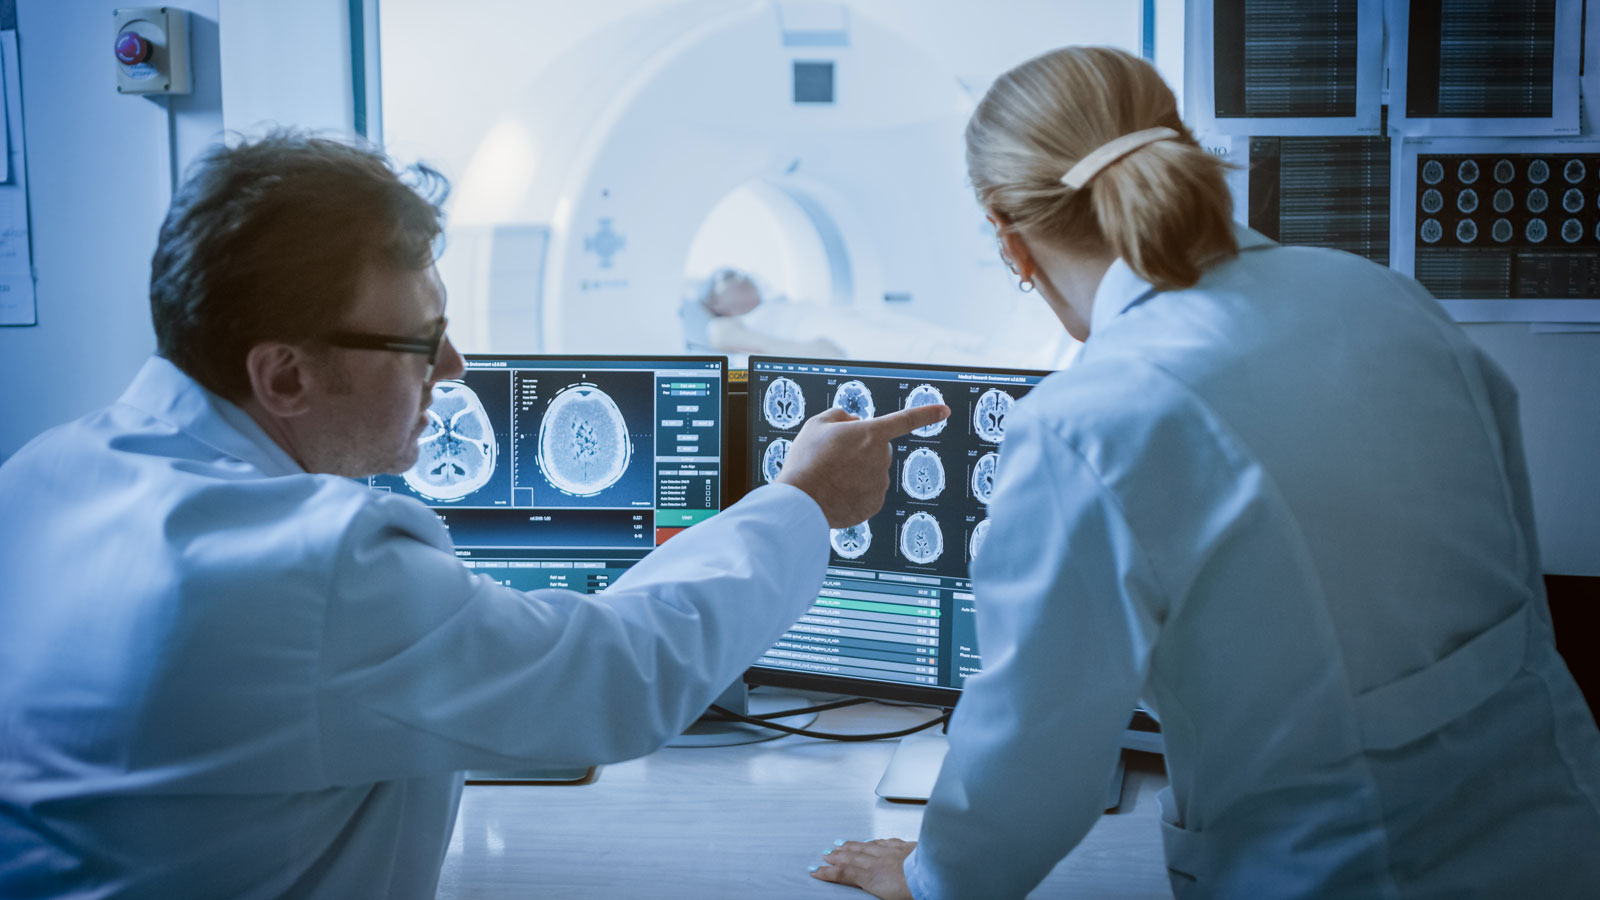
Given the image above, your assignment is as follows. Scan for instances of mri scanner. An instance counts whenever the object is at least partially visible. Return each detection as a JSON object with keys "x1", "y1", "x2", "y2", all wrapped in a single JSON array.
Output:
[{"x1": 425, "y1": 0, "x2": 1076, "y2": 366}]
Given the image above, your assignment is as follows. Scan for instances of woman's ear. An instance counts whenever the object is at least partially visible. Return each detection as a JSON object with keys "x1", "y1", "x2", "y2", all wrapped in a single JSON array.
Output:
[{"x1": 988, "y1": 207, "x2": 1038, "y2": 282}]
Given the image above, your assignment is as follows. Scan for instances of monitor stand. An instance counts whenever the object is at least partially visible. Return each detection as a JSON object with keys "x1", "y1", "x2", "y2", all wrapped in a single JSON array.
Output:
[
  {"x1": 875, "y1": 731, "x2": 1128, "y2": 812},
  {"x1": 666, "y1": 680, "x2": 819, "y2": 748}
]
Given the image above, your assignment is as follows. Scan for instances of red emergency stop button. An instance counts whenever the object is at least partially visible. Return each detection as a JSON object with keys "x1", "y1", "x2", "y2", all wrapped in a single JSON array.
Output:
[{"x1": 115, "y1": 31, "x2": 151, "y2": 66}]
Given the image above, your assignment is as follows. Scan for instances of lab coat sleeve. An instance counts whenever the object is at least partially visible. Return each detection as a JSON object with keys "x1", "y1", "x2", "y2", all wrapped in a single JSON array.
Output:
[
  {"x1": 313, "y1": 483, "x2": 828, "y2": 786},
  {"x1": 904, "y1": 413, "x2": 1163, "y2": 900}
]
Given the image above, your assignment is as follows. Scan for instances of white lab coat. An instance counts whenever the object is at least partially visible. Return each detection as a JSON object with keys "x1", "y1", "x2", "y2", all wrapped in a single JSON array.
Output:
[
  {"x1": 906, "y1": 227, "x2": 1600, "y2": 899},
  {"x1": 0, "y1": 357, "x2": 828, "y2": 899}
]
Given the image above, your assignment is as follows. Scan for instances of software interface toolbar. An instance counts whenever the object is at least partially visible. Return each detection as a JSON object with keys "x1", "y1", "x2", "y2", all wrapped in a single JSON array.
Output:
[
  {"x1": 747, "y1": 358, "x2": 1049, "y2": 692},
  {"x1": 370, "y1": 356, "x2": 725, "y2": 589}
]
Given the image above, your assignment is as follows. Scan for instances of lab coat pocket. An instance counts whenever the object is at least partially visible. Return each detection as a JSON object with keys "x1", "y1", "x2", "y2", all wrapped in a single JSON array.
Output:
[{"x1": 1157, "y1": 786, "x2": 1207, "y2": 890}]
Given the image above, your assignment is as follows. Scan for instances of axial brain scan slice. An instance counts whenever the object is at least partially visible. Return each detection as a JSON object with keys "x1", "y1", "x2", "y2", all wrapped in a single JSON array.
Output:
[
  {"x1": 972, "y1": 451, "x2": 999, "y2": 505},
  {"x1": 537, "y1": 383, "x2": 632, "y2": 497},
  {"x1": 833, "y1": 380, "x2": 876, "y2": 420},
  {"x1": 404, "y1": 381, "x2": 498, "y2": 501},
  {"x1": 763, "y1": 377, "x2": 806, "y2": 430},
  {"x1": 973, "y1": 388, "x2": 1015, "y2": 443},
  {"x1": 901, "y1": 447, "x2": 946, "y2": 501},
  {"x1": 900, "y1": 511, "x2": 945, "y2": 565},
  {"x1": 969, "y1": 518, "x2": 991, "y2": 562},
  {"x1": 761, "y1": 438, "x2": 792, "y2": 484},
  {"x1": 905, "y1": 384, "x2": 947, "y2": 437},
  {"x1": 831, "y1": 521, "x2": 872, "y2": 559}
]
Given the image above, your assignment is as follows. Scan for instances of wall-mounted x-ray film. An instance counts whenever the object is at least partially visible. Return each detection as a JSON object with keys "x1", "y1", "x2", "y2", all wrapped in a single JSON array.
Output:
[
  {"x1": 1388, "y1": 0, "x2": 1582, "y2": 137},
  {"x1": 1396, "y1": 138, "x2": 1600, "y2": 321},
  {"x1": 1214, "y1": 134, "x2": 1394, "y2": 266},
  {"x1": 1186, "y1": 0, "x2": 1383, "y2": 136},
  {"x1": 746, "y1": 356, "x2": 1049, "y2": 693},
  {"x1": 370, "y1": 355, "x2": 728, "y2": 562}
]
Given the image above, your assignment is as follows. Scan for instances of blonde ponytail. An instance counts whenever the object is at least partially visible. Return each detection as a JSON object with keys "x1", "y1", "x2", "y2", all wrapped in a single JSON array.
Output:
[{"x1": 966, "y1": 46, "x2": 1237, "y2": 291}]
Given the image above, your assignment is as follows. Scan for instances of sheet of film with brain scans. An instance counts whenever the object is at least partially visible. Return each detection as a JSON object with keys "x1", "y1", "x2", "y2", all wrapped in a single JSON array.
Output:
[
  {"x1": 369, "y1": 355, "x2": 726, "y2": 593},
  {"x1": 746, "y1": 356, "x2": 1050, "y2": 693},
  {"x1": 1396, "y1": 137, "x2": 1600, "y2": 322}
]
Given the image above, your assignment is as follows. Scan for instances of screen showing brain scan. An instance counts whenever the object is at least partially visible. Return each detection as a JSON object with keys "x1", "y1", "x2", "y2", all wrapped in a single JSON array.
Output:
[
  {"x1": 830, "y1": 521, "x2": 871, "y2": 559},
  {"x1": 901, "y1": 447, "x2": 946, "y2": 501},
  {"x1": 372, "y1": 355, "x2": 725, "y2": 554},
  {"x1": 538, "y1": 383, "x2": 632, "y2": 497},
  {"x1": 971, "y1": 452, "x2": 999, "y2": 505},
  {"x1": 405, "y1": 381, "x2": 499, "y2": 502},
  {"x1": 899, "y1": 511, "x2": 945, "y2": 565},
  {"x1": 973, "y1": 388, "x2": 1014, "y2": 443},
  {"x1": 747, "y1": 357, "x2": 1048, "y2": 697},
  {"x1": 969, "y1": 518, "x2": 991, "y2": 562},
  {"x1": 761, "y1": 437, "x2": 791, "y2": 484},
  {"x1": 763, "y1": 377, "x2": 806, "y2": 430},
  {"x1": 905, "y1": 384, "x2": 948, "y2": 437},
  {"x1": 833, "y1": 380, "x2": 876, "y2": 420}
]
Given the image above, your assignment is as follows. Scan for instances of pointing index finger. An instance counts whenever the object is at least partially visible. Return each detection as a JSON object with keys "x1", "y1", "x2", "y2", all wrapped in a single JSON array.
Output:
[{"x1": 864, "y1": 404, "x2": 950, "y2": 440}]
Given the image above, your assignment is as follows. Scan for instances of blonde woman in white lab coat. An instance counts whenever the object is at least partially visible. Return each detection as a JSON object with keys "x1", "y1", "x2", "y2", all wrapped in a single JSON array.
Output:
[{"x1": 812, "y1": 46, "x2": 1600, "y2": 900}]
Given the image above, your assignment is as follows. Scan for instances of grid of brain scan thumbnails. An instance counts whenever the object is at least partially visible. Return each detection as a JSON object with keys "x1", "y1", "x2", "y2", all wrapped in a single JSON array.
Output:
[{"x1": 748, "y1": 359, "x2": 1045, "y2": 581}]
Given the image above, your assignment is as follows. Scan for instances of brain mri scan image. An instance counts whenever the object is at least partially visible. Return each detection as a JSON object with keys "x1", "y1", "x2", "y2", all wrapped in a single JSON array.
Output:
[
  {"x1": 972, "y1": 451, "x2": 999, "y2": 505},
  {"x1": 404, "y1": 381, "x2": 498, "y2": 501},
  {"x1": 904, "y1": 384, "x2": 947, "y2": 437},
  {"x1": 969, "y1": 518, "x2": 991, "y2": 561},
  {"x1": 900, "y1": 447, "x2": 946, "y2": 501},
  {"x1": 761, "y1": 438, "x2": 792, "y2": 484},
  {"x1": 899, "y1": 511, "x2": 944, "y2": 565},
  {"x1": 830, "y1": 521, "x2": 872, "y2": 559},
  {"x1": 833, "y1": 380, "x2": 876, "y2": 420},
  {"x1": 537, "y1": 383, "x2": 632, "y2": 497},
  {"x1": 973, "y1": 388, "x2": 1014, "y2": 443},
  {"x1": 763, "y1": 377, "x2": 806, "y2": 430}
]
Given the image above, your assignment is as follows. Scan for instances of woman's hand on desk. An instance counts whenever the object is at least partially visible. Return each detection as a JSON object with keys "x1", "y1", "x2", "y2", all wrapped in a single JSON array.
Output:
[{"x1": 809, "y1": 838, "x2": 915, "y2": 900}]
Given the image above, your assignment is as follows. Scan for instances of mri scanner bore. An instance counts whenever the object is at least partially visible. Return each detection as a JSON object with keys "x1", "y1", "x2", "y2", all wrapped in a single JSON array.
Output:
[{"x1": 405, "y1": 382, "x2": 499, "y2": 502}]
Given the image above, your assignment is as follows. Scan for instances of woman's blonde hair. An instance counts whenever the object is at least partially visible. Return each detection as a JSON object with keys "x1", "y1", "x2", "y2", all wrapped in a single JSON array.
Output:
[{"x1": 966, "y1": 46, "x2": 1237, "y2": 291}]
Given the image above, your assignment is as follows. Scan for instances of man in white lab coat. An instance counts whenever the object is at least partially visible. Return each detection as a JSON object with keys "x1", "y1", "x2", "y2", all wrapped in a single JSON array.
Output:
[{"x1": 0, "y1": 133, "x2": 946, "y2": 899}]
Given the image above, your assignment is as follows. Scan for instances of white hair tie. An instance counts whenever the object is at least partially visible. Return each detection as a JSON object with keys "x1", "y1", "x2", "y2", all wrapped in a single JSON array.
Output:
[{"x1": 1060, "y1": 126, "x2": 1179, "y2": 189}]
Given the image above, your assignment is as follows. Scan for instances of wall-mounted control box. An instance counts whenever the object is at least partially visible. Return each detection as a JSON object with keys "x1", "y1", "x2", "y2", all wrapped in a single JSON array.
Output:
[{"x1": 114, "y1": 7, "x2": 191, "y2": 95}]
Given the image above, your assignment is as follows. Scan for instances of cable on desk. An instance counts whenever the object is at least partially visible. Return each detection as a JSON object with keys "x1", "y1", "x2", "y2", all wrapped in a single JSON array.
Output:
[
  {"x1": 706, "y1": 704, "x2": 949, "y2": 742},
  {"x1": 747, "y1": 697, "x2": 869, "y2": 719}
]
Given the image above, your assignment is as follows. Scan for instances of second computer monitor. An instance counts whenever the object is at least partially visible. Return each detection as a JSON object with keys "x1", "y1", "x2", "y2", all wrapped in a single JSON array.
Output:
[{"x1": 743, "y1": 355, "x2": 1052, "y2": 707}]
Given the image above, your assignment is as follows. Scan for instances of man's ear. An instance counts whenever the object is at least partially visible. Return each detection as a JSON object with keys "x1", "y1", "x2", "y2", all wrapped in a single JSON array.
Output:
[{"x1": 244, "y1": 342, "x2": 315, "y2": 418}]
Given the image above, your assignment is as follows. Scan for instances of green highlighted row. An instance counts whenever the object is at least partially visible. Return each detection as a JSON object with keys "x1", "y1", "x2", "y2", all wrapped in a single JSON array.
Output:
[{"x1": 656, "y1": 509, "x2": 717, "y2": 527}]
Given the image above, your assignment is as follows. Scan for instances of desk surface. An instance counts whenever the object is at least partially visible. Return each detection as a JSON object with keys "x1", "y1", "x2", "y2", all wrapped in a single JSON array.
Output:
[{"x1": 438, "y1": 699, "x2": 1174, "y2": 898}]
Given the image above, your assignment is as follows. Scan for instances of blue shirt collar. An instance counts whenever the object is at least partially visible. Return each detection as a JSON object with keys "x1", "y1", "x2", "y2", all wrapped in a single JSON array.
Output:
[
  {"x1": 119, "y1": 356, "x2": 306, "y2": 478},
  {"x1": 1088, "y1": 223, "x2": 1276, "y2": 334}
]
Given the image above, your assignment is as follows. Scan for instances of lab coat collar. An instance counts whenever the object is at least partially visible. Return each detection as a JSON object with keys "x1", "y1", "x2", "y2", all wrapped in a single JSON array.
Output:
[
  {"x1": 1088, "y1": 223, "x2": 1276, "y2": 334},
  {"x1": 119, "y1": 356, "x2": 306, "y2": 478}
]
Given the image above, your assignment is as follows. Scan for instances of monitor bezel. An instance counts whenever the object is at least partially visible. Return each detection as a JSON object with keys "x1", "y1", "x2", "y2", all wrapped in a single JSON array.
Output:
[
  {"x1": 453, "y1": 352, "x2": 731, "y2": 511},
  {"x1": 739, "y1": 354, "x2": 1056, "y2": 710}
]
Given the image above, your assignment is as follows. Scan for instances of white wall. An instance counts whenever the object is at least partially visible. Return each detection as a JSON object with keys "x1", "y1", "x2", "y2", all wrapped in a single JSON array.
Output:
[{"x1": 0, "y1": 0, "x2": 220, "y2": 461}]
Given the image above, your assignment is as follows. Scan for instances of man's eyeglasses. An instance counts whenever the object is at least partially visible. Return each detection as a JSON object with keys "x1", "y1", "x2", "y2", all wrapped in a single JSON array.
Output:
[{"x1": 325, "y1": 317, "x2": 449, "y2": 380}]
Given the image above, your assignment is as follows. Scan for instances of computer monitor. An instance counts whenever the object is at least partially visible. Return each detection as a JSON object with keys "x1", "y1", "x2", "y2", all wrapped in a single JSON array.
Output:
[
  {"x1": 741, "y1": 355, "x2": 1051, "y2": 709},
  {"x1": 369, "y1": 354, "x2": 728, "y2": 589}
]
